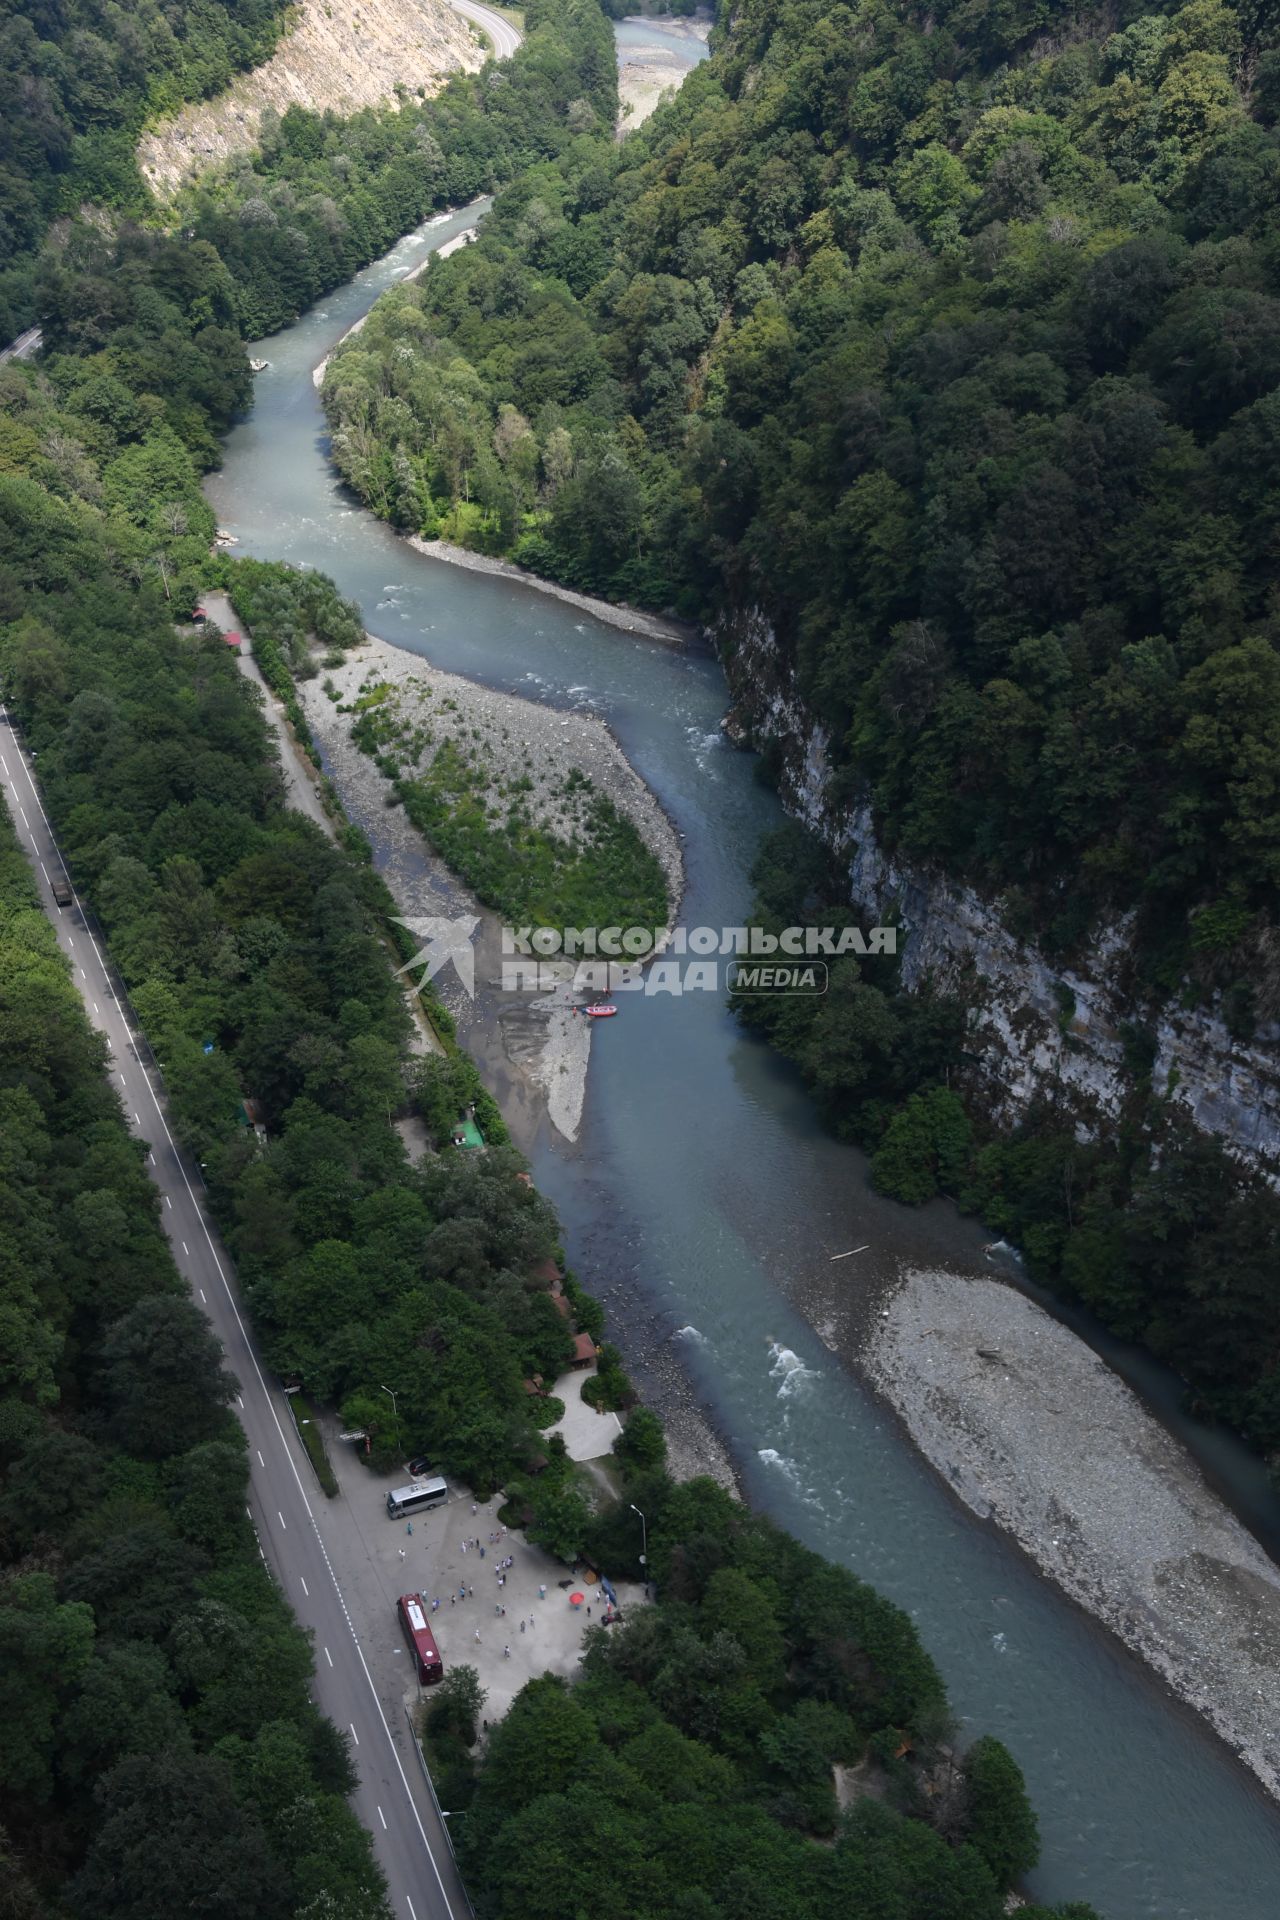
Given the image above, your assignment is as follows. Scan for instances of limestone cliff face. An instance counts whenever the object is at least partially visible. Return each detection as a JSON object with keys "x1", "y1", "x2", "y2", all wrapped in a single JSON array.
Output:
[
  {"x1": 139, "y1": 0, "x2": 483, "y2": 196},
  {"x1": 716, "y1": 605, "x2": 1280, "y2": 1175}
]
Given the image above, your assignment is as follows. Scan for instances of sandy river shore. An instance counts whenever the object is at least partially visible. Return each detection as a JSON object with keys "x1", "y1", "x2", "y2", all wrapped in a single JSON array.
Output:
[{"x1": 866, "y1": 1268, "x2": 1280, "y2": 1800}]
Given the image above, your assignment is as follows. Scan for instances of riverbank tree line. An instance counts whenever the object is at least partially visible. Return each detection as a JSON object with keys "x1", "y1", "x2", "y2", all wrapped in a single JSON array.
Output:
[
  {"x1": 0, "y1": 806, "x2": 391, "y2": 1920},
  {"x1": 322, "y1": 0, "x2": 1280, "y2": 1461},
  {"x1": 456, "y1": 1472, "x2": 1094, "y2": 1920},
  {"x1": 0, "y1": 356, "x2": 578, "y2": 1492}
]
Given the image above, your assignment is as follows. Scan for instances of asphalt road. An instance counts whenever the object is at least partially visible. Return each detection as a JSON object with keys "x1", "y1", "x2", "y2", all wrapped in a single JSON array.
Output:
[
  {"x1": 448, "y1": 0, "x2": 523, "y2": 61},
  {"x1": 0, "y1": 702, "x2": 471, "y2": 1920},
  {"x1": 0, "y1": 324, "x2": 41, "y2": 365}
]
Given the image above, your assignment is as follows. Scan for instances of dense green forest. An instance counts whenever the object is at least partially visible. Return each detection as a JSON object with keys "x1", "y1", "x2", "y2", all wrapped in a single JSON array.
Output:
[
  {"x1": 326, "y1": 0, "x2": 1280, "y2": 982},
  {"x1": 0, "y1": 327, "x2": 580, "y2": 1494},
  {"x1": 452, "y1": 1473, "x2": 1093, "y2": 1920},
  {"x1": 0, "y1": 805, "x2": 391, "y2": 1918},
  {"x1": 0, "y1": 9, "x2": 1094, "y2": 1909},
  {"x1": 0, "y1": 0, "x2": 291, "y2": 341},
  {"x1": 322, "y1": 0, "x2": 1280, "y2": 1458}
]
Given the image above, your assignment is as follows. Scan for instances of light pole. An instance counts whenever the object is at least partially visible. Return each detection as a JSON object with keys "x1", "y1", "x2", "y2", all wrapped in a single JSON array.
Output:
[
  {"x1": 629, "y1": 1503, "x2": 647, "y2": 1569},
  {"x1": 380, "y1": 1384, "x2": 398, "y2": 1426}
]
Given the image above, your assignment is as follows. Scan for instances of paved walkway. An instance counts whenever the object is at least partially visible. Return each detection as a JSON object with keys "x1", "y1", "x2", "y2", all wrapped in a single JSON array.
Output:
[{"x1": 547, "y1": 1364, "x2": 622, "y2": 1461}]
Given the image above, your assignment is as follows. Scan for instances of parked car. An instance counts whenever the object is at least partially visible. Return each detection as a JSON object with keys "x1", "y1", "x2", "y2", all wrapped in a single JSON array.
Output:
[{"x1": 406, "y1": 1455, "x2": 433, "y2": 1478}]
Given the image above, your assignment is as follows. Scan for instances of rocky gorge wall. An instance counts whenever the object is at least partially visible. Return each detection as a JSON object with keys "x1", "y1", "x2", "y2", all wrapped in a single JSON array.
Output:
[
  {"x1": 138, "y1": 0, "x2": 482, "y2": 195},
  {"x1": 716, "y1": 605, "x2": 1280, "y2": 1175}
]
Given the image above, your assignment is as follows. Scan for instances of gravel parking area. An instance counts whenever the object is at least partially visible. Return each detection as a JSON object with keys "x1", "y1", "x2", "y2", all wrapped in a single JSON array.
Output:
[{"x1": 867, "y1": 1269, "x2": 1280, "y2": 1799}]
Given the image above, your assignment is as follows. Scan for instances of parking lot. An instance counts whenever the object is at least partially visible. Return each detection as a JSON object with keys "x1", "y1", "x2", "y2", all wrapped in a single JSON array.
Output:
[{"x1": 315, "y1": 1394, "x2": 646, "y2": 1730}]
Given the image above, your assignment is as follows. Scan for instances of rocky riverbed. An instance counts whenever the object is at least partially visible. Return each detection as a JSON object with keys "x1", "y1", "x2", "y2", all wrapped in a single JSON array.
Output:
[
  {"x1": 298, "y1": 634, "x2": 683, "y2": 1144},
  {"x1": 616, "y1": 13, "x2": 711, "y2": 128},
  {"x1": 866, "y1": 1268, "x2": 1280, "y2": 1801}
]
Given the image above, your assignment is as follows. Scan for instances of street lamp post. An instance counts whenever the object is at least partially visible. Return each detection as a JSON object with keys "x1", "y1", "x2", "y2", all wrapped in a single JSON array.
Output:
[
  {"x1": 629, "y1": 1502, "x2": 647, "y2": 1569},
  {"x1": 380, "y1": 1384, "x2": 398, "y2": 1426}
]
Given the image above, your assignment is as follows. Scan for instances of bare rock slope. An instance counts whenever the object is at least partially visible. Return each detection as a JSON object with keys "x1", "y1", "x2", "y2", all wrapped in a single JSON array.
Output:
[{"x1": 139, "y1": 0, "x2": 483, "y2": 195}]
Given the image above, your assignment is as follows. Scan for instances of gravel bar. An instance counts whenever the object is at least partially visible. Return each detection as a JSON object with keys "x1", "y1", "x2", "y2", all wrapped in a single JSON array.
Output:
[{"x1": 867, "y1": 1268, "x2": 1280, "y2": 1800}]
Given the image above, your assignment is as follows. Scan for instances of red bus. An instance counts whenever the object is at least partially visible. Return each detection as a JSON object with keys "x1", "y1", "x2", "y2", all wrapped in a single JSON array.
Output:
[{"x1": 398, "y1": 1592, "x2": 444, "y2": 1686}]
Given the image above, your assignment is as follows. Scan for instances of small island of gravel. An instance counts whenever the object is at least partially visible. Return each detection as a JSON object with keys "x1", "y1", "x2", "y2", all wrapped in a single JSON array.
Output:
[
  {"x1": 297, "y1": 633, "x2": 683, "y2": 1144},
  {"x1": 867, "y1": 1268, "x2": 1280, "y2": 1801}
]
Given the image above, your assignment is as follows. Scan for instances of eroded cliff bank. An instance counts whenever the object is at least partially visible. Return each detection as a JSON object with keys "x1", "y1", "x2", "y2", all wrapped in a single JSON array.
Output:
[
  {"x1": 139, "y1": 0, "x2": 482, "y2": 195},
  {"x1": 718, "y1": 604, "x2": 1280, "y2": 1177}
]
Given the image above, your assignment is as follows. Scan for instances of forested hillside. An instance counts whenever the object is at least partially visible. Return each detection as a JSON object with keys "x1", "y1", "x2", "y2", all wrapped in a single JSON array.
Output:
[
  {"x1": 321, "y1": 0, "x2": 1280, "y2": 1454},
  {"x1": 0, "y1": 0, "x2": 291, "y2": 341},
  {"x1": 327, "y1": 0, "x2": 1280, "y2": 979},
  {"x1": 185, "y1": 0, "x2": 619, "y2": 334}
]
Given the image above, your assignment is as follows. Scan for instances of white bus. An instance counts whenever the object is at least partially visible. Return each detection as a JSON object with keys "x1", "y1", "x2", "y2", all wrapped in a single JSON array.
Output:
[{"x1": 386, "y1": 1477, "x2": 448, "y2": 1519}]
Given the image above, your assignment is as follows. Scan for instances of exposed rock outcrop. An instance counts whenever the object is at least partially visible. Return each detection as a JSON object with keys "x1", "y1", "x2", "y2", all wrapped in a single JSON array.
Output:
[
  {"x1": 716, "y1": 604, "x2": 1280, "y2": 1173},
  {"x1": 139, "y1": 0, "x2": 483, "y2": 196}
]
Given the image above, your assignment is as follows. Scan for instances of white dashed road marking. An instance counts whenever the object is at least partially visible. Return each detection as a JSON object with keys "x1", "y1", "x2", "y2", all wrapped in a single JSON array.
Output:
[
  {"x1": 324, "y1": 1646, "x2": 333, "y2": 1667},
  {"x1": 350, "y1": 1724, "x2": 359, "y2": 1746}
]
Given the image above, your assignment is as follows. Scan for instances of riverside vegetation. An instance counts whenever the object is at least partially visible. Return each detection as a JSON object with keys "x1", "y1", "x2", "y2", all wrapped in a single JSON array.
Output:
[
  {"x1": 343, "y1": 675, "x2": 670, "y2": 933},
  {"x1": 320, "y1": 0, "x2": 1280, "y2": 1464},
  {"x1": 0, "y1": 2, "x2": 1098, "y2": 1913}
]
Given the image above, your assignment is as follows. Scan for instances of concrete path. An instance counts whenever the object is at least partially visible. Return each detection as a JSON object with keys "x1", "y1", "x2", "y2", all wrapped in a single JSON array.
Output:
[{"x1": 547, "y1": 1364, "x2": 623, "y2": 1460}]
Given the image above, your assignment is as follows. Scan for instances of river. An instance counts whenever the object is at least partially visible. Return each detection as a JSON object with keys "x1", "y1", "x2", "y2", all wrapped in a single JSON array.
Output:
[{"x1": 205, "y1": 94, "x2": 1280, "y2": 1920}]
